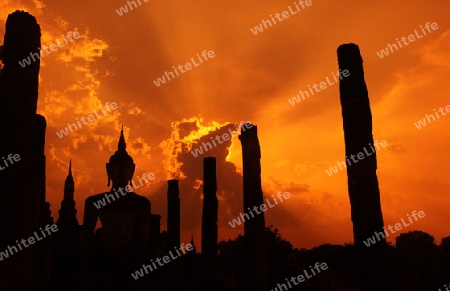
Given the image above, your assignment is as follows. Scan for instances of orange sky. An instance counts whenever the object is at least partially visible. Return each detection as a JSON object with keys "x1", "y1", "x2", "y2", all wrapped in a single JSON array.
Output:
[{"x1": 1, "y1": 0, "x2": 449, "y2": 250}]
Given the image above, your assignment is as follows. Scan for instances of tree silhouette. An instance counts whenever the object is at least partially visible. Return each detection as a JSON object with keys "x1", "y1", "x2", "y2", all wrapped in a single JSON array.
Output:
[
  {"x1": 395, "y1": 231, "x2": 438, "y2": 277},
  {"x1": 439, "y1": 236, "x2": 450, "y2": 274},
  {"x1": 439, "y1": 236, "x2": 450, "y2": 252},
  {"x1": 217, "y1": 226, "x2": 295, "y2": 288},
  {"x1": 395, "y1": 230, "x2": 436, "y2": 252}
]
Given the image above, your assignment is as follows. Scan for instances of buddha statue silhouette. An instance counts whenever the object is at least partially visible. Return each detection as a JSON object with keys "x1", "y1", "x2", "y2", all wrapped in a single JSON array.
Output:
[{"x1": 81, "y1": 128, "x2": 151, "y2": 252}]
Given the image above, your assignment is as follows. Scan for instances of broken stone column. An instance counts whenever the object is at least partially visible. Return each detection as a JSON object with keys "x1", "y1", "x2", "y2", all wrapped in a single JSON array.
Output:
[
  {"x1": 238, "y1": 124, "x2": 268, "y2": 291},
  {"x1": 167, "y1": 179, "x2": 181, "y2": 280},
  {"x1": 337, "y1": 43, "x2": 388, "y2": 291},
  {"x1": 33, "y1": 114, "x2": 53, "y2": 290},
  {"x1": 201, "y1": 157, "x2": 218, "y2": 288},
  {"x1": 34, "y1": 114, "x2": 47, "y2": 222},
  {"x1": 167, "y1": 180, "x2": 180, "y2": 251},
  {"x1": 337, "y1": 43, "x2": 386, "y2": 249}
]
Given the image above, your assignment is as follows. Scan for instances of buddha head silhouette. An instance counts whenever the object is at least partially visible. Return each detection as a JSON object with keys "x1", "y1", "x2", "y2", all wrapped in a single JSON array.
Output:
[{"x1": 106, "y1": 127, "x2": 135, "y2": 189}]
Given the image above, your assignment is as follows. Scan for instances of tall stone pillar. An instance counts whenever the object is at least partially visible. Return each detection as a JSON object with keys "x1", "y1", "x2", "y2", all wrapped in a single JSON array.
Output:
[
  {"x1": 337, "y1": 43, "x2": 388, "y2": 291},
  {"x1": 201, "y1": 157, "x2": 218, "y2": 289},
  {"x1": 167, "y1": 180, "x2": 180, "y2": 250},
  {"x1": 238, "y1": 124, "x2": 268, "y2": 291},
  {"x1": 0, "y1": 11, "x2": 42, "y2": 291}
]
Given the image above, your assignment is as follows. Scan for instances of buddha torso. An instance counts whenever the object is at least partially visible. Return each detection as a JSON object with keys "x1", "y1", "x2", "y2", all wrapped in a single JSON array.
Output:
[{"x1": 84, "y1": 192, "x2": 151, "y2": 251}]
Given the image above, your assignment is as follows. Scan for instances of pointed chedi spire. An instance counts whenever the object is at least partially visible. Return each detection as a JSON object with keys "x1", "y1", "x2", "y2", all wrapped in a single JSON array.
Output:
[
  {"x1": 56, "y1": 160, "x2": 81, "y2": 258},
  {"x1": 65, "y1": 159, "x2": 74, "y2": 185},
  {"x1": 59, "y1": 159, "x2": 77, "y2": 224}
]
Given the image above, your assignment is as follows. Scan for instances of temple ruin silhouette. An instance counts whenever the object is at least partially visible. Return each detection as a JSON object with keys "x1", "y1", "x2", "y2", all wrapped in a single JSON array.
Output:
[{"x1": 0, "y1": 10, "x2": 449, "y2": 291}]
